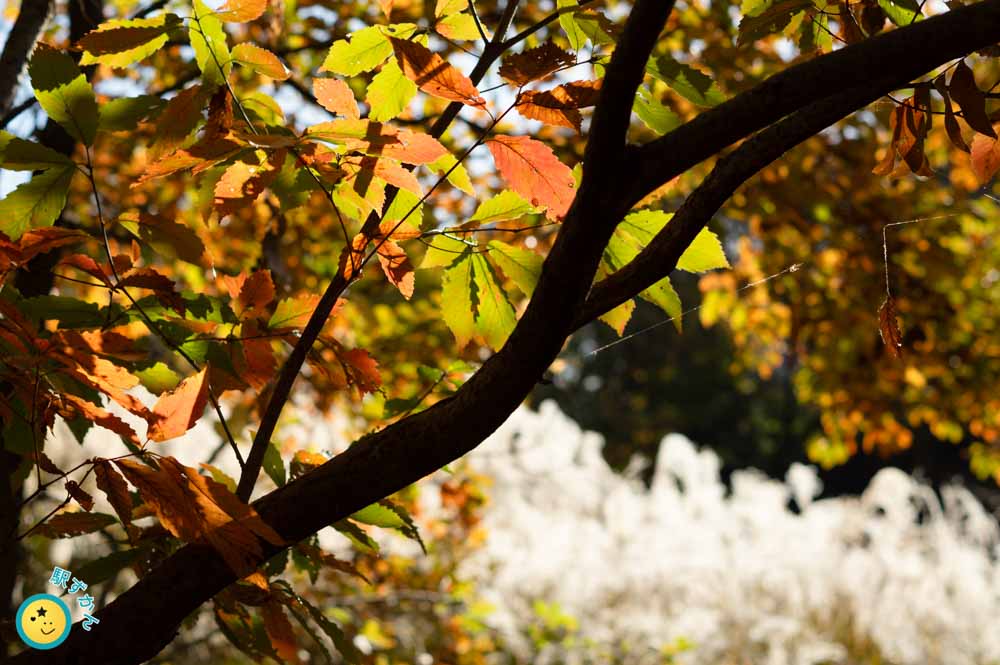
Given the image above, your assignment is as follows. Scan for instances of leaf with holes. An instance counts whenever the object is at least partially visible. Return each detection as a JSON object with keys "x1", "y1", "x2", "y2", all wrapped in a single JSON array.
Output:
[{"x1": 499, "y1": 42, "x2": 574, "y2": 87}]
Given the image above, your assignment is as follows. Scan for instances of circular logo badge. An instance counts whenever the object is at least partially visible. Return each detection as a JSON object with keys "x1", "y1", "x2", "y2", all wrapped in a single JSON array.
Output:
[{"x1": 16, "y1": 593, "x2": 71, "y2": 650}]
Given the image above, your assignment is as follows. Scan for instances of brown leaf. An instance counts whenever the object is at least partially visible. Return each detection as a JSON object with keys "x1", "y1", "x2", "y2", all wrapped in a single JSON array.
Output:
[
  {"x1": 115, "y1": 456, "x2": 284, "y2": 576},
  {"x1": 239, "y1": 270, "x2": 277, "y2": 313},
  {"x1": 499, "y1": 42, "x2": 574, "y2": 87},
  {"x1": 136, "y1": 137, "x2": 245, "y2": 185},
  {"x1": 34, "y1": 451, "x2": 64, "y2": 475},
  {"x1": 60, "y1": 393, "x2": 141, "y2": 444},
  {"x1": 934, "y1": 75, "x2": 970, "y2": 153},
  {"x1": 95, "y1": 459, "x2": 133, "y2": 526},
  {"x1": 147, "y1": 367, "x2": 210, "y2": 442},
  {"x1": 261, "y1": 599, "x2": 301, "y2": 663},
  {"x1": 340, "y1": 348, "x2": 381, "y2": 394},
  {"x1": 516, "y1": 80, "x2": 602, "y2": 131},
  {"x1": 388, "y1": 37, "x2": 485, "y2": 107},
  {"x1": 486, "y1": 135, "x2": 576, "y2": 220},
  {"x1": 65, "y1": 480, "x2": 94, "y2": 511},
  {"x1": 949, "y1": 60, "x2": 996, "y2": 138},
  {"x1": 878, "y1": 296, "x2": 904, "y2": 359},
  {"x1": 376, "y1": 239, "x2": 415, "y2": 299},
  {"x1": 149, "y1": 85, "x2": 208, "y2": 158},
  {"x1": 313, "y1": 78, "x2": 359, "y2": 119},
  {"x1": 59, "y1": 253, "x2": 112, "y2": 286},
  {"x1": 36, "y1": 512, "x2": 116, "y2": 538}
]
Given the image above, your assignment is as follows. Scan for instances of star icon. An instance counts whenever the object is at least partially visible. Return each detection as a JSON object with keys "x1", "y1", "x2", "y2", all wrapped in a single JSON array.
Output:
[{"x1": 35, "y1": 607, "x2": 48, "y2": 618}]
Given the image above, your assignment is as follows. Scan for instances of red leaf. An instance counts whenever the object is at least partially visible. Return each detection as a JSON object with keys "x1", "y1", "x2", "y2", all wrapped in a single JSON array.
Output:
[
  {"x1": 486, "y1": 135, "x2": 575, "y2": 220},
  {"x1": 313, "y1": 78, "x2": 360, "y2": 119},
  {"x1": 59, "y1": 253, "x2": 112, "y2": 286},
  {"x1": 499, "y1": 42, "x2": 574, "y2": 87},
  {"x1": 341, "y1": 348, "x2": 381, "y2": 394},
  {"x1": 878, "y1": 296, "x2": 904, "y2": 359},
  {"x1": 388, "y1": 37, "x2": 485, "y2": 107},
  {"x1": 148, "y1": 367, "x2": 210, "y2": 442},
  {"x1": 237, "y1": 270, "x2": 276, "y2": 313}
]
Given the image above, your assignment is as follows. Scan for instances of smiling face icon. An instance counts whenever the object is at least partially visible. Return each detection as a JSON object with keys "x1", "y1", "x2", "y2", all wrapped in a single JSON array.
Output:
[{"x1": 16, "y1": 594, "x2": 71, "y2": 650}]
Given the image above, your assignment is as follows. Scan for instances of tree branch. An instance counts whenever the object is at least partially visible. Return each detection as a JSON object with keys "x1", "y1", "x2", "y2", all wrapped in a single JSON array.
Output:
[
  {"x1": 624, "y1": 0, "x2": 1000, "y2": 208},
  {"x1": 0, "y1": 0, "x2": 53, "y2": 119}
]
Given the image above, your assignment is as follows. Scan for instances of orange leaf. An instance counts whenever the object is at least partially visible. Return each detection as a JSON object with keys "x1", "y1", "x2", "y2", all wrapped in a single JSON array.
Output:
[
  {"x1": 376, "y1": 239, "x2": 415, "y2": 299},
  {"x1": 878, "y1": 296, "x2": 903, "y2": 359},
  {"x1": 261, "y1": 599, "x2": 301, "y2": 663},
  {"x1": 115, "y1": 456, "x2": 283, "y2": 576},
  {"x1": 970, "y1": 130, "x2": 1000, "y2": 183},
  {"x1": 95, "y1": 459, "x2": 133, "y2": 526},
  {"x1": 313, "y1": 78, "x2": 359, "y2": 119},
  {"x1": 341, "y1": 348, "x2": 381, "y2": 394},
  {"x1": 36, "y1": 512, "x2": 116, "y2": 538},
  {"x1": 136, "y1": 137, "x2": 244, "y2": 185},
  {"x1": 147, "y1": 367, "x2": 210, "y2": 442},
  {"x1": 231, "y1": 43, "x2": 289, "y2": 80},
  {"x1": 60, "y1": 390, "x2": 141, "y2": 444},
  {"x1": 486, "y1": 135, "x2": 575, "y2": 220},
  {"x1": 149, "y1": 84, "x2": 208, "y2": 157},
  {"x1": 221, "y1": 0, "x2": 267, "y2": 22},
  {"x1": 65, "y1": 480, "x2": 94, "y2": 511},
  {"x1": 499, "y1": 42, "x2": 574, "y2": 87},
  {"x1": 59, "y1": 253, "x2": 111, "y2": 286},
  {"x1": 213, "y1": 149, "x2": 286, "y2": 219},
  {"x1": 239, "y1": 270, "x2": 277, "y2": 313},
  {"x1": 388, "y1": 37, "x2": 485, "y2": 107},
  {"x1": 307, "y1": 119, "x2": 448, "y2": 164}
]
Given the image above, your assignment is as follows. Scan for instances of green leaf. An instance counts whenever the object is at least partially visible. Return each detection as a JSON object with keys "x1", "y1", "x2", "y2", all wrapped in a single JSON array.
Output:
[
  {"x1": 262, "y1": 440, "x2": 286, "y2": 487},
  {"x1": 435, "y1": 0, "x2": 466, "y2": 18},
  {"x1": 351, "y1": 502, "x2": 405, "y2": 528},
  {"x1": 676, "y1": 228, "x2": 730, "y2": 273},
  {"x1": 0, "y1": 132, "x2": 74, "y2": 171},
  {"x1": 634, "y1": 87, "x2": 681, "y2": 135},
  {"x1": 440, "y1": 252, "x2": 476, "y2": 348},
  {"x1": 366, "y1": 60, "x2": 417, "y2": 122},
  {"x1": 29, "y1": 44, "x2": 99, "y2": 145},
  {"x1": 737, "y1": 0, "x2": 812, "y2": 45},
  {"x1": 136, "y1": 362, "x2": 181, "y2": 394},
  {"x1": 294, "y1": 591, "x2": 362, "y2": 663},
  {"x1": 878, "y1": 0, "x2": 920, "y2": 25},
  {"x1": 332, "y1": 519, "x2": 380, "y2": 554},
  {"x1": 468, "y1": 190, "x2": 539, "y2": 224},
  {"x1": 78, "y1": 14, "x2": 181, "y2": 68},
  {"x1": 268, "y1": 295, "x2": 319, "y2": 329},
  {"x1": 488, "y1": 240, "x2": 542, "y2": 296},
  {"x1": 421, "y1": 233, "x2": 469, "y2": 268},
  {"x1": 383, "y1": 188, "x2": 424, "y2": 225},
  {"x1": 435, "y1": 13, "x2": 483, "y2": 41},
  {"x1": 118, "y1": 212, "x2": 206, "y2": 265},
  {"x1": 190, "y1": 0, "x2": 232, "y2": 85},
  {"x1": 0, "y1": 166, "x2": 75, "y2": 240},
  {"x1": 98, "y1": 95, "x2": 165, "y2": 132},
  {"x1": 471, "y1": 254, "x2": 516, "y2": 351},
  {"x1": 321, "y1": 23, "x2": 417, "y2": 77},
  {"x1": 427, "y1": 153, "x2": 475, "y2": 195},
  {"x1": 647, "y1": 56, "x2": 725, "y2": 107},
  {"x1": 557, "y1": 0, "x2": 586, "y2": 50}
]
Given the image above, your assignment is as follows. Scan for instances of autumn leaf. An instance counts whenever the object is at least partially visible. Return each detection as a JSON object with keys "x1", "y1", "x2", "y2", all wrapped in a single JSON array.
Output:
[
  {"x1": 147, "y1": 367, "x2": 210, "y2": 442},
  {"x1": 970, "y1": 129, "x2": 1000, "y2": 183},
  {"x1": 95, "y1": 459, "x2": 133, "y2": 526},
  {"x1": 376, "y1": 239, "x2": 416, "y2": 299},
  {"x1": 262, "y1": 600, "x2": 301, "y2": 664},
  {"x1": 231, "y1": 43, "x2": 289, "y2": 80},
  {"x1": 878, "y1": 296, "x2": 904, "y2": 359},
  {"x1": 36, "y1": 512, "x2": 116, "y2": 538},
  {"x1": 78, "y1": 15, "x2": 181, "y2": 68},
  {"x1": 499, "y1": 42, "x2": 574, "y2": 87},
  {"x1": 516, "y1": 80, "x2": 602, "y2": 131},
  {"x1": 65, "y1": 480, "x2": 94, "y2": 511},
  {"x1": 388, "y1": 37, "x2": 485, "y2": 107},
  {"x1": 115, "y1": 456, "x2": 283, "y2": 576},
  {"x1": 306, "y1": 119, "x2": 448, "y2": 164},
  {"x1": 340, "y1": 348, "x2": 381, "y2": 394},
  {"x1": 220, "y1": 0, "x2": 267, "y2": 23},
  {"x1": 60, "y1": 393, "x2": 141, "y2": 444},
  {"x1": 486, "y1": 135, "x2": 575, "y2": 220},
  {"x1": 313, "y1": 78, "x2": 360, "y2": 119},
  {"x1": 268, "y1": 294, "x2": 323, "y2": 330},
  {"x1": 949, "y1": 60, "x2": 996, "y2": 138},
  {"x1": 213, "y1": 150, "x2": 286, "y2": 219}
]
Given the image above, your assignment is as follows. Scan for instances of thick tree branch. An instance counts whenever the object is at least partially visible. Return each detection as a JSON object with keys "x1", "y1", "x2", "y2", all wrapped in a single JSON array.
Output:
[
  {"x1": 0, "y1": 0, "x2": 53, "y2": 119},
  {"x1": 576, "y1": 77, "x2": 901, "y2": 327},
  {"x1": 625, "y1": 0, "x2": 1000, "y2": 207}
]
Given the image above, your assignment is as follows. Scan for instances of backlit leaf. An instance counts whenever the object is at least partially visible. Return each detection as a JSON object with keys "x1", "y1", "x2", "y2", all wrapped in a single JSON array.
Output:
[
  {"x1": 313, "y1": 78, "x2": 360, "y2": 119},
  {"x1": 0, "y1": 133, "x2": 74, "y2": 171},
  {"x1": 487, "y1": 135, "x2": 575, "y2": 220},
  {"x1": 231, "y1": 43, "x2": 289, "y2": 80},
  {"x1": 737, "y1": 0, "x2": 811, "y2": 45},
  {"x1": 427, "y1": 153, "x2": 474, "y2": 195},
  {"x1": 389, "y1": 37, "x2": 485, "y2": 107},
  {"x1": 95, "y1": 459, "x2": 133, "y2": 525},
  {"x1": 647, "y1": 56, "x2": 726, "y2": 107},
  {"x1": 191, "y1": 0, "x2": 232, "y2": 85},
  {"x1": 37, "y1": 512, "x2": 116, "y2": 538},
  {"x1": 29, "y1": 43, "x2": 99, "y2": 145},
  {"x1": 221, "y1": 0, "x2": 267, "y2": 22},
  {"x1": 147, "y1": 367, "x2": 210, "y2": 442},
  {"x1": 78, "y1": 15, "x2": 180, "y2": 67},
  {"x1": 377, "y1": 239, "x2": 416, "y2": 299},
  {"x1": 320, "y1": 24, "x2": 417, "y2": 77},
  {"x1": 516, "y1": 80, "x2": 601, "y2": 131},
  {"x1": 970, "y1": 130, "x2": 1000, "y2": 183},
  {"x1": 488, "y1": 240, "x2": 542, "y2": 296},
  {"x1": 468, "y1": 190, "x2": 539, "y2": 224},
  {"x1": 558, "y1": 0, "x2": 587, "y2": 50},
  {"x1": 366, "y1": 60, "x2": 418, "y2": 122},
  {"x1": 878, "y1": 296, "x2": 903, "y2": 359},
  {"x1": 435, "y1": 13, "x2": 483, "y2": 41},
  {"x1": 471, "y1": 254, "x2": 516, "y2": 350},
  {"x1": 0, "y1": 166, "x2": 75, "y2": 240},
  {"x1": 269, "y1": 294, "x2": 321, "y2": 330},
  {"x1": 441, "y1": 252, "x2": 476, "y2": 348},
  {"x1": 949, "y1": 61, "x2": 996, "y2": 138}
]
